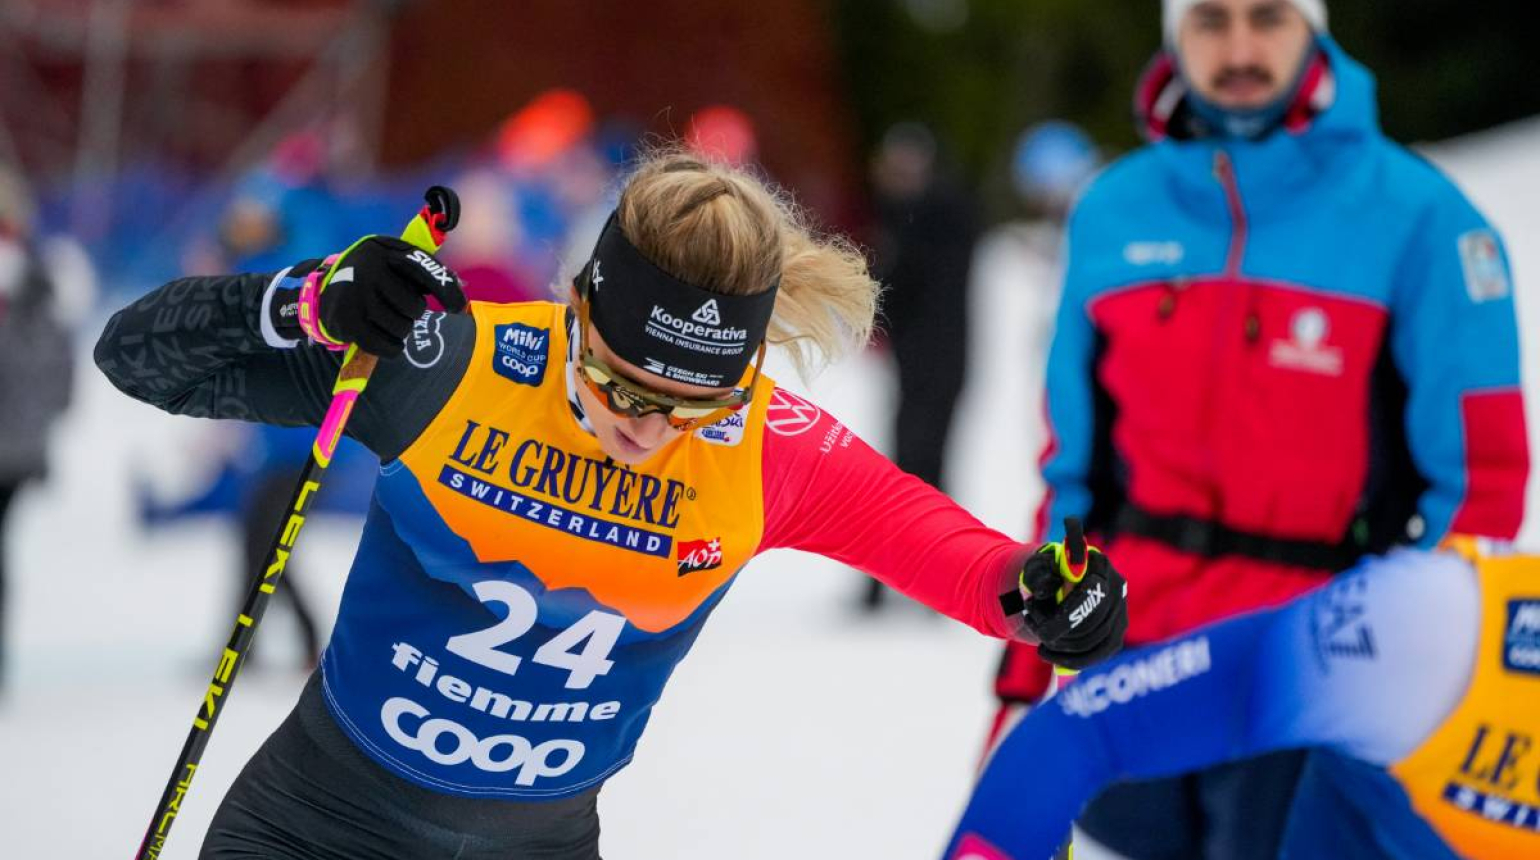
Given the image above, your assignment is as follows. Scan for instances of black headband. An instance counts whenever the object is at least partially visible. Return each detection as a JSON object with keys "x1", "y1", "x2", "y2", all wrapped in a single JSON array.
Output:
[{"x1": 579, "y1": 211, "x2": 778, "y2": 388}]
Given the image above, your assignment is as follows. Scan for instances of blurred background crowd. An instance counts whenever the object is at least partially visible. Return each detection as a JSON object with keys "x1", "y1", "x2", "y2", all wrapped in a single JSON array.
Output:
[
  {"x1": 4, "y1": 0, "x2": 1528, "y2": 618},
  {"x1": 1, "y1": 1, "x2": 1537, "y2": 857}
]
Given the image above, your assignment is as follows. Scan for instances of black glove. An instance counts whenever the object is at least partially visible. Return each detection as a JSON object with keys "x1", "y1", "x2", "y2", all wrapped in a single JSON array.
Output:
[
  {"x1": 1018, "y1": 548, "x2": 1129, "y2": 671},
  {"x1": 317, "y1": 236, "x2": 467, "y2": 357}
]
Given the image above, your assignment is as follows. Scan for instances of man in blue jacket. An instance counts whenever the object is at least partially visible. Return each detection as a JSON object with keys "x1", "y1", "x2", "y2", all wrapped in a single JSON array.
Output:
[{"x1": 990, "y1": 1, "x2": 1529, "y2": 857}]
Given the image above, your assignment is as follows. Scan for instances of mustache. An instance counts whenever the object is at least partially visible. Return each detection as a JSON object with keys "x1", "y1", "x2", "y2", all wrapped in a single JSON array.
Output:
[{"x1": 1212, "y1": 66, "x2": 1274, "y2": 89}]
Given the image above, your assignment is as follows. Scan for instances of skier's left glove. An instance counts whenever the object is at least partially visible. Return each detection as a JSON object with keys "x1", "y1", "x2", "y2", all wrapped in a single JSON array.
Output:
[{"x1": 1015, "y1": 547, "x2": 1128, "y2": 671}]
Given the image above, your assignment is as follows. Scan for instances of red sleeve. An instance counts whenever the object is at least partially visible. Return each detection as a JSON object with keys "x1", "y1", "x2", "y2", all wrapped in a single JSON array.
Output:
[
  {"x1": 757, "y1": 387, "x2": 1031, "y2": 640},
  {"x1": 1448, "y1": 389, "x2": 1529, "y2": 539}
]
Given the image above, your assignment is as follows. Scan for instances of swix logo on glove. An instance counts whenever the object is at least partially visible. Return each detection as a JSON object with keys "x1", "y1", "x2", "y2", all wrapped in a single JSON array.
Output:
[
  {"x1": 677, "y1": 538, "x2": 723, "y2": 576},
  {"x1": 408, "y1": 249, "x2": 456, "y2": 287},
  {"x1": 1068, "y1": 582, "x2": 1106, "y2": 629}
]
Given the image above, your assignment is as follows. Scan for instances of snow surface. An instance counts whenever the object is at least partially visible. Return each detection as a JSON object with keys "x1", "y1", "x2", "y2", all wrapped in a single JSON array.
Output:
[{"x1": 3, "y1": 118, "x2": 1536, "y2": 858}]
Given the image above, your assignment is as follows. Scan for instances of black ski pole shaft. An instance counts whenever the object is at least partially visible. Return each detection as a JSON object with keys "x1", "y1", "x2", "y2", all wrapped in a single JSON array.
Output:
[{"x1": 134, "y1": 188, "x2": 457, "y2": 859}]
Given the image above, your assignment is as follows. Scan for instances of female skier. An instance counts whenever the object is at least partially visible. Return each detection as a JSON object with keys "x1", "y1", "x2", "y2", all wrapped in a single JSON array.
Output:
[
  {"x1": 96, "y1": 149, "x2": 1128, "y2": 858},
  {"x1": 946, "y1": 538, "x2": 1538, "y2": 860}
]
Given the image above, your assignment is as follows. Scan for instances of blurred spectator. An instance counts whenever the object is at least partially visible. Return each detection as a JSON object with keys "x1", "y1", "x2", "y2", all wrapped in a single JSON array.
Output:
[
  {"x1": 440, "y1": 167, "x2": 541, "y2": 304},
  {"x1": 555, "y1": 129, "x2": 629, "y2": 292},
  {"x1": 862, "y1": 123, "x2": 980, "y2": 612},
  {"x1": 0, "y1": 166, "x2": 82, "y2": 693},
  {"x1": 495, "y1": 89, "x2": 595, "y2": 178},
  {"x1": 205, "y1": 140, "x2": 354, "y2": 671},
  {"x1": 493, "y1": 88, "x2": 601, "y2": 293},
  {"x1": 686, "y1": 105, "x2": 760, "y2": 167},
  {"x1": 991, "y1": 1, "x2": 1530, "y2": 857},
  {"x1": 219, "y1": 132, "x2": 349, "y2": 271},
  {"x1": 1002, "y1": 120, "x2": 1101, "y2": 346},
  {"x1": 1010, "y1": 120, "x2": 1099, "y2": 225},
  {"x1": 233, "y1": 428, "x2": 322, "y2": 670}
]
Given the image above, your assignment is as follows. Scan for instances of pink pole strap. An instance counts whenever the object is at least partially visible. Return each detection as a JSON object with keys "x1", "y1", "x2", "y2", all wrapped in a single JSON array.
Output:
[
  {"x1": 312, "y1": 388, "x2": 359, "y2": 467},
  {"x1": 298, "y1": 254, "x2": 346, "y2": 351}
]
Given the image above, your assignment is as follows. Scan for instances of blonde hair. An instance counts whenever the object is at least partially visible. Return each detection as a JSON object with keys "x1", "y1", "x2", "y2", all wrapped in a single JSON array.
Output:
[{"x1": 613, "y1": 147, "x2": 879, "y2": 378}]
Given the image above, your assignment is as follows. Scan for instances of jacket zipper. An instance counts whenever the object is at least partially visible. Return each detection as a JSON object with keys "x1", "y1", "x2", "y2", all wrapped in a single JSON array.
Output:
[
  {"x1": 1202, "y1": 150, "x2": 1255, "y2": 517},
  {"x1": 1214, "y1": 150, "x2": 1248, "y2": 277},
  {"x1": 1215, "y1": 151, "x2": 1263, "y2": 342}
]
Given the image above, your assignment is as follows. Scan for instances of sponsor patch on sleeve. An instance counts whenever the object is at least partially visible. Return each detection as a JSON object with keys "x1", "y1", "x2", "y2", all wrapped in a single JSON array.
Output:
[
  {"x1": 492, "y1": 323, "x2": 550, "y2": 386},
  {"x1": 1458, "y1": 229, "x2": 1511, "y2": 303},
  {"x1": 765, "y1": 388, "x2": 822, "y2": 436},
  {"x1": 1503, "y1": 598, "x2": 1540, "y2": 676}
]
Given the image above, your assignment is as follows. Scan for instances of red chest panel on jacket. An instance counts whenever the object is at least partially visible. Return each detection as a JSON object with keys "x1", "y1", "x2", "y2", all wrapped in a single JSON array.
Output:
[{"x1": 1089, "y1": 277, "x2": 1389, "y2": 541}]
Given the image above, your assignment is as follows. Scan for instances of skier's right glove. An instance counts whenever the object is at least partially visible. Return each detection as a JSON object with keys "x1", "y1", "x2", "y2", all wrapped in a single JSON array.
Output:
[
  {"x1": 299, "y1": 235, "x2": 468, "y2": 357},
  {"x1": 1015, "y1": 547, "x2": 1128, "y2": 671}
]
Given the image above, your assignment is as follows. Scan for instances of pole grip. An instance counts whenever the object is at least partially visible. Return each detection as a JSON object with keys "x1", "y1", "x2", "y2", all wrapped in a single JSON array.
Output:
[{"x1": 1050, "y1": 515, "x2": 1088, "y2": 859}]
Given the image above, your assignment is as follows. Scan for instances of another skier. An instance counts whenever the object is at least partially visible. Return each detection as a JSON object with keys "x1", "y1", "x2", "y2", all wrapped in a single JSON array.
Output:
[
  {"x1": 0, "y1": 168, "x2": 80, "y2": 695},
  {"x1": 949, "y1": 539, "x2": 1540, "y2": 860}
]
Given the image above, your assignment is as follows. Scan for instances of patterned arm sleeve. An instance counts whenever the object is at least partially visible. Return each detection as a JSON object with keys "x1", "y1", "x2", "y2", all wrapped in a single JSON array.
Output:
[
  {"x1": 757, "y1": 387, "x2": 1033, "y2": 640},
  {"x1": 93, "y1": 266, "x2": 472, "y2": 462}
]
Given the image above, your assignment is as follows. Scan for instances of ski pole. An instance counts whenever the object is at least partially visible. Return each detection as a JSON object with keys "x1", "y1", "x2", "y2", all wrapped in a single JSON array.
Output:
[
  {"x1": 133, "y1": 186, "x2": 459, "y2": 860},
  {"x1": 1049, "y1": 516, "x2": 1090, "y2": 860}
]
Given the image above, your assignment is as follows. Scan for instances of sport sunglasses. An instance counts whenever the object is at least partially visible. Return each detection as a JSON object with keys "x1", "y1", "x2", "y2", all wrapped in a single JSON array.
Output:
[{"x1": 575, "y1": 292, "x2": 764, "y2": 431}]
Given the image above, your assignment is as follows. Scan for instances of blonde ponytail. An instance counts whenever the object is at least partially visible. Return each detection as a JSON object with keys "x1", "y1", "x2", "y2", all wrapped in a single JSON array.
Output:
[
  {"x1": 614, "y1": 146, "x2": 879, "y2": 379},
  {"x1": 768, "y1": 220, "x2": 878, "y2": 377}
]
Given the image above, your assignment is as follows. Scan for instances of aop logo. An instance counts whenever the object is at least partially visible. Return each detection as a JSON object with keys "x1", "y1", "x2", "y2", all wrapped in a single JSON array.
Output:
[
  {"x1": 766, "y1": 388, "x2": 822, "y2": 436},
  {"x1": 677, "y1": 537, "x2": 724, "y2": 575},
  {"x1": 692, "y1": 299, "x2": 722, "y2": 325},
  {"x1": 381, "y1": 697, "x2": 584, "y2": 786}
]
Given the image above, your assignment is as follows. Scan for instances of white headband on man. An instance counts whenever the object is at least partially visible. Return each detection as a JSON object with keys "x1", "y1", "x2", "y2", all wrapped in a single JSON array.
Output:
[{"x1": 1163, "y1": 0, "x2": 1327, "y2": 42}]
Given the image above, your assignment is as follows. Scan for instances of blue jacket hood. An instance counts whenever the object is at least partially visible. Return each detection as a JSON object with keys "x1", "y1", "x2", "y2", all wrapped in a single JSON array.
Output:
[
  {"x1": 1142, "y1": 36, "x2": 1386, "y2": 220},
  {"x1": 1300, "y1": 36, "x2": 1380, "y2": 143}
]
